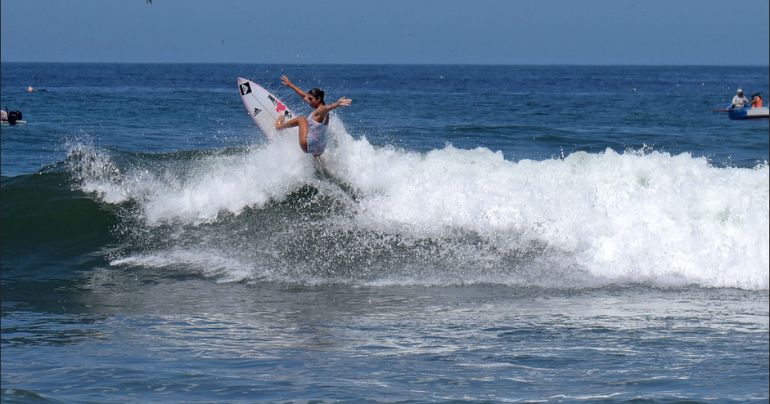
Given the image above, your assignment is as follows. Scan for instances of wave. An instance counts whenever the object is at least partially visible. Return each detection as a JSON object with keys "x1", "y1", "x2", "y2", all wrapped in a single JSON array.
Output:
[
  {"x1": 5, "y1": 116, "x2": 768, "y2": 289},
  {"x1": 1, "y1": 170, "x2": 117, "y2": 278}
]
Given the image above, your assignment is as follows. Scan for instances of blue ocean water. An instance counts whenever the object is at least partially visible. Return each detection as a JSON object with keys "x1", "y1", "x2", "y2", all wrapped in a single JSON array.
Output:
[{"x1": 1, "y1": 63, "x2": 768, "y2": 403}]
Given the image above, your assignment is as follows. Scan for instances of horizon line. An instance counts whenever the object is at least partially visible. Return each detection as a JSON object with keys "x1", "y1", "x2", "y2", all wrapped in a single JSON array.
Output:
[{"x1": 2, "y1": 61, "x2": 769, "y2": 68}]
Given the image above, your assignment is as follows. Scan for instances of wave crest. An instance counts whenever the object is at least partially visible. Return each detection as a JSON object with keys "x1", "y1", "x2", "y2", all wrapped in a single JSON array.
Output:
[{"x1": 64, "y1": 120, "x2": 769, "y2": 290}]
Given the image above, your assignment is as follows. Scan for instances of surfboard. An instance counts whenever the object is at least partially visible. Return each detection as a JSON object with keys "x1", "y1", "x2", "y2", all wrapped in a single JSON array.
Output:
[{"x1": 237, "y1": 77, "x2": 297, "y2": 139}]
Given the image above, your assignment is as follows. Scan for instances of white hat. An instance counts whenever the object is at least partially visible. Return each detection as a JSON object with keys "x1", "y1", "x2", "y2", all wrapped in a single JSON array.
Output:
[{"x1": 737, "y1": 88, "x2": 743, "y2": 93}]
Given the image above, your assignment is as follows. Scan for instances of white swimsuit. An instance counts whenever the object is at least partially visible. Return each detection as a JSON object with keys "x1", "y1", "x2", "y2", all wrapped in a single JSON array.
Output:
[{"x1": 306, "y1": 112, "x2": 329, "y2": 156}]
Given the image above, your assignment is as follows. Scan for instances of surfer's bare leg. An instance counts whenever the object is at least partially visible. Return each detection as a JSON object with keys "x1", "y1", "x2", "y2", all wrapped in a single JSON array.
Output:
[{"x1": 275, "y1": 116, "x2": 309, "y2": 153}]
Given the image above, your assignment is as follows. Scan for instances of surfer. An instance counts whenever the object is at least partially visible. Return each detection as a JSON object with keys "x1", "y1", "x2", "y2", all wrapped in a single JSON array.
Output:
[{"x1": 274, "y1": 75, "x2": 351, "y2": 156}]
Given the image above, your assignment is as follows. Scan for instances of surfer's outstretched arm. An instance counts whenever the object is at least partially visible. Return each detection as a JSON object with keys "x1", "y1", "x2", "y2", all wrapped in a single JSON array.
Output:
[
  {"x1": 311, "y1": 97, "x2": 353, "y2": 123},
  {"x1": 316, "y1": 97, "x2": 352, "y2": 114},
  {"x1": 281, "y1": 76, "x2": 307, "y2": 99}
]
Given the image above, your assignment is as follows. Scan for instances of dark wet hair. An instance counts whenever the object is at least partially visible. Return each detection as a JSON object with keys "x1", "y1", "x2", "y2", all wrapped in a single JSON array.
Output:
[{"x1": 307, "y1": 88, "x2": 325, "y2": 104}]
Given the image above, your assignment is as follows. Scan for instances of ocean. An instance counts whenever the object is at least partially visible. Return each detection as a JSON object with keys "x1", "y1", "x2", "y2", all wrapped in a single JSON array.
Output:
[{"x1": 1, "y1": 63, "x2": 768, "y2": 403}]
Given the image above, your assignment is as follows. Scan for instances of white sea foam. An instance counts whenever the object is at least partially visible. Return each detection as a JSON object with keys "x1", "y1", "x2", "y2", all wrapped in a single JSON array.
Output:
[
  {"x1": 111, "y1": 248, "x2": 253, "y2": 283},
  {"x1": 138, "y1": 137, "x2": 314, "y2": 226},
  {"x1": 73, "y1": 117, "x2": 769, "y2": 289},
  {"x1": 71, "y1": 133, "x2": 315, "y2": 226}
]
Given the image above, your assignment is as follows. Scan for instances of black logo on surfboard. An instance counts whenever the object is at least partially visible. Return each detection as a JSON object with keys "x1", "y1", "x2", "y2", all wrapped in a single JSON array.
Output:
[
  {"x1": 253, "y1": 107, "x2": 261, "y2": 116},
  {"x1": 239, "y1": 82, "x2": 252, "y2": 96}
]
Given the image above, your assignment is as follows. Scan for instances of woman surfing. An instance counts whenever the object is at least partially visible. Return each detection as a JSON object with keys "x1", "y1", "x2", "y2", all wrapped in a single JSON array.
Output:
[{"x1": 275, "y1": 75, "x2": 352, "y2": 156}]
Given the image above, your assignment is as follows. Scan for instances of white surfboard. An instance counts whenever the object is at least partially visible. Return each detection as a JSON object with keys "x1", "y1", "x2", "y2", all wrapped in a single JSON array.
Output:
[{"x1": 237, "y1": 77, "x2": 297, "y2": 139}]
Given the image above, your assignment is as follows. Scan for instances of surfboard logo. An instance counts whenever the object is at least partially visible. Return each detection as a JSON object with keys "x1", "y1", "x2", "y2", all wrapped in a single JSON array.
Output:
[
  {"x1": 239, "y1": 82, "x2": 252, "y2": 96},
  {"x1": 253, "y1": 107, "x2": 261, "y2": 116},
  {"x1": 268, "y1": 94, "x2": 277, "y2": 105}
]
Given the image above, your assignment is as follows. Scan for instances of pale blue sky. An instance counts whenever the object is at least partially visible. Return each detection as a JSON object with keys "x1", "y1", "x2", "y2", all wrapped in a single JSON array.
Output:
[{"x1": 2, "y1": 0, "x2": 768, "y2": 65}]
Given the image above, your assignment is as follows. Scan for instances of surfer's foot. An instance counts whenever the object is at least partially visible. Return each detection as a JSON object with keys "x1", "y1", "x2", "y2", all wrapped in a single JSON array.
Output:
[{"x1": 275, "y1": 115, "x2": 285, "y2": 129}]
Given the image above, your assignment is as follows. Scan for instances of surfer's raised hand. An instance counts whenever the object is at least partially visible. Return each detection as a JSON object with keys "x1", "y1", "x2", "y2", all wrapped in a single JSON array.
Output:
[
  {"x1": 336, "y1": 97, "x2": 352, "y2": 107},
  {"x1": 281, "y1": 75, "x2": 307, "y2": 98}
]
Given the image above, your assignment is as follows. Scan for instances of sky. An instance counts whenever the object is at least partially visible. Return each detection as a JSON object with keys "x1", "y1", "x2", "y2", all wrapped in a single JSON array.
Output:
[{"x1": 1, "y1": 0, "x2": 768, "y2": 65}]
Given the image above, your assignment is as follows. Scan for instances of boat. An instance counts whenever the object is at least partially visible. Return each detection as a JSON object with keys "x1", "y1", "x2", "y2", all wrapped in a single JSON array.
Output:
[{"x1": 728, "y1": 106, "x2": 769, "y2": 120}]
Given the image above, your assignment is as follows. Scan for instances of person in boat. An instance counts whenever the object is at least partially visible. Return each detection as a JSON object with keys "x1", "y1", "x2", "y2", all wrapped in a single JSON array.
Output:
[
  {"x1": 274, "y1": 75, "x2": 352, "y2": 157},
  {"x1": 751, "y1": 93, "x2": 763, "y2": 108},
  {"x1": 1, "y1": 108, "x2": 23, "y2": 124},
  {"x1": 730, "y1": 88, "x2": 750, "y2": 109}
]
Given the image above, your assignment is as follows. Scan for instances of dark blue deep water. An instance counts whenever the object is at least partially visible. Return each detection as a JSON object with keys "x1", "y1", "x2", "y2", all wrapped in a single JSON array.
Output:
[{"x1": 2, "y1": 63, "x2": 768, "y2": 403}]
